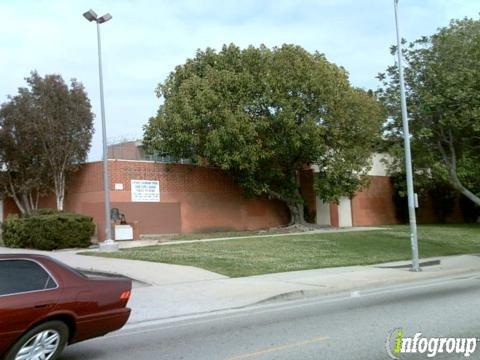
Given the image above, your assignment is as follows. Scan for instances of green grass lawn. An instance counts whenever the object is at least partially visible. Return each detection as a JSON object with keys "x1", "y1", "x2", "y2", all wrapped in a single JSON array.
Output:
[{"x1": 84, "y1": 224, "x2": 480, "y2": 277}]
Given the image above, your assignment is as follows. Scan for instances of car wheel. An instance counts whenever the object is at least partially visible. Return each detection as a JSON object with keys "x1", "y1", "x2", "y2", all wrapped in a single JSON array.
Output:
[{"x1": 4, "y1": 320, "x2": 69, "y2": 360}]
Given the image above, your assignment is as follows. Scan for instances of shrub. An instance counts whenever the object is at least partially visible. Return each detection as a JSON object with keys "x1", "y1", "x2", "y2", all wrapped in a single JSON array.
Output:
[
  {"x1": 29, "y1": 208, "x2": 63, "y2": 216},
  {"x1": 428, "y1": 182, "x2": 457, "y2": 223},
  {"x1": 460, "y1": 195, "x2": 480, "y2": 223},
  {"x1": 2, "y1": 210, "x2": 95, "y2": 250},
  {"x1": 390, "y1": 172, "x2": 457, "y2": 223},
  {"x1": 390, "y1": 173, "x2": 408, "y2": 223},
  {"x1": 1, "y1": 215, "x2": 28, "y2": 248}
]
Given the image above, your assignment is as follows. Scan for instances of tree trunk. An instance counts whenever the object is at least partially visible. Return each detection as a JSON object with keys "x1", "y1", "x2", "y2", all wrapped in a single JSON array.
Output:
[
  {"x1": 448, "y1": 171, "x2": 480, "y2": 223},
  {"x1": 444, "y1": 151, "x2": 480, "y2": 207},
  {"x1": 437, "y1": 137, "x2": 480, "y2": 208},
  {"x1": 20, "y1": 193, "x2": 32, "y2": 215},
  {"x1": 457, "y1": 184, "x2": 480, "y2": 207},
  {"x1": 287, "y1": 202, "x2": 305, "y2": 225},
  {"x1": 35, "y1": 191, "x2": 40, "y2": 210},
  {"x1": 285, "y1": 169, "x2": 307, "y2": 225},
  {"x1": 448, "y1": 168, "x2": 480, "y2": 207},
  {"x1": 6, "y1": 182, "x2": 26, "y2": 215},
  {"x1": 11, "y1": 193, "x2": 26, "y2": 215},
  {"x1": 54, "y1": 174, "x2": 65, "y2": 211}
]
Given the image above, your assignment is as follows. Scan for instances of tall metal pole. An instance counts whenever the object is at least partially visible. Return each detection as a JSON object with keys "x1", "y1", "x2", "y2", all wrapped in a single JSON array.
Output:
[
  {"x1": 394, "y1": 0, "x2": 420, "y2": 272},
  {"x1": 96, "y1": 22, "x2": 113, "y2": 245}
]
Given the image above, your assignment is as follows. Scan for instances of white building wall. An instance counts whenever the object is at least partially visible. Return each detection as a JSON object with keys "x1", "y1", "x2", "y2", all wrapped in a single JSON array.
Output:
[
  {"x1": 312, "y1": 152, "x2": 391, "y2": 228},
  {"x1": 338, "y1": 197, "x2": 352, "y2": 227},
  {"x1": 316, "y1": 197, "x2": 331, "y2": 226},
  {"x1": 368, "y1": 153, "x2": 392, "y2": 176}
]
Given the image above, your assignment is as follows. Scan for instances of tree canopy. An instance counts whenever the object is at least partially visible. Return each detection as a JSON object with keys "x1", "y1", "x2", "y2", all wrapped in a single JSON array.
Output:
[
  {"x1": 0, "y1": 72, "x2": 94, "y2": 213},
  {"x1": 144, "y1": 44, "x2": 383, "y2": 224},
  {"x1": 0, "y1": 87, "x2": 48, "y2": 214},
  {"x1": 378, "y1": 17, "x2": 480, "y2": 209}
]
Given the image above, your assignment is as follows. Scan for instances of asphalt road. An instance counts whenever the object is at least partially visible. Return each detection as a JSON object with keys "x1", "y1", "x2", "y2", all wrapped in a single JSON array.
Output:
[{"x1": 61, "y1": 273, "x2": 480, "y2": 360}]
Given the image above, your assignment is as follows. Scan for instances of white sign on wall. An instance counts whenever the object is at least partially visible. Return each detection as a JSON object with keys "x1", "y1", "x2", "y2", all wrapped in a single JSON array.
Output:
[{"x1": 131, "y1": 180, "x2": 160, "y2": 202}]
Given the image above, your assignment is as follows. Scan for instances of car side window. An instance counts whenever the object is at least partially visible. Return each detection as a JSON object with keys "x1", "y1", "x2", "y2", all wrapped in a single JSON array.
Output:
[{"x1": 0, "y1": 259, "x2": 57, "y2": 296}]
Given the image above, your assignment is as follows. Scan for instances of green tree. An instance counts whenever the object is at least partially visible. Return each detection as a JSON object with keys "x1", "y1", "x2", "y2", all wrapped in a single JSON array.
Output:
[
  {"x1": 145, "y1": 44, "x2": 383, "y2": 224},
  {"x1": 0, "y1": 72, "x2": 94, "y2": 212},
  {"x1": 378, "y1": 18, "x2": 480, "y2": 208},
  {"x1": 0, "y1": 89, "x2": 49, "y2": 214}
]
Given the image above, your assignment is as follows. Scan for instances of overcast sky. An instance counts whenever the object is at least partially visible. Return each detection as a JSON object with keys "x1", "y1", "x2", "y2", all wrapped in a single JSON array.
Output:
[{"x1": 1, "y1": 0, "x2": 478, "y2": 160}]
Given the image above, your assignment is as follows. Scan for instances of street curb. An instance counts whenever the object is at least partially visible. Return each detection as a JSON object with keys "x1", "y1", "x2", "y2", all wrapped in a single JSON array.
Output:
[{"x1": 251, "y1": 267, "x2": 480, "y2": 306}]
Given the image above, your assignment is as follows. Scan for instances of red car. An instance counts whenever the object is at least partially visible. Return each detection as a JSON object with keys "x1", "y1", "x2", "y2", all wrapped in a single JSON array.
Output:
[{"x1": 0, "y1": 254, "x2": 132, "y2": 360}]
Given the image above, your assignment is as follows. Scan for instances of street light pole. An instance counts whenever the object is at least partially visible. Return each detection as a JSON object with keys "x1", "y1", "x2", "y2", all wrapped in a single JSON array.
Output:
[
  {"x1": 83, "y1": 9, "x2": 117, "y2": 251},
  {"x1": 393, "y1": 0, "x2": 420, "y2": 272}
]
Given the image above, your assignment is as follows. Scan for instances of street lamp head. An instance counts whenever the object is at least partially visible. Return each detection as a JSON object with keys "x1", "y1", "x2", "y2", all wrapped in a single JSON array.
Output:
[
  {"x1": 83, "y1": 9, "x2": 98, "y2": 22},
  {"x1": 98, "y1": 13, "x2": 112, "y2": 24}
]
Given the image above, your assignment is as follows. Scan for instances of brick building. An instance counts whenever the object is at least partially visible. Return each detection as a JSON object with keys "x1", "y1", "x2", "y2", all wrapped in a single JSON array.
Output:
[
  {"x1": 0, "y1": 143, "x2": 460, "y2": 241},
  {"x1": 1, "y1": 160, "x2": 289, "y2": 240}
]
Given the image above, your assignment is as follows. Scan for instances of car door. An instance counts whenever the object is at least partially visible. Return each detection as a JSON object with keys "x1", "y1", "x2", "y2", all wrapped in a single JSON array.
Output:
[{"x1": 0, "y1": 259, "x2": 61, "y2": 354}]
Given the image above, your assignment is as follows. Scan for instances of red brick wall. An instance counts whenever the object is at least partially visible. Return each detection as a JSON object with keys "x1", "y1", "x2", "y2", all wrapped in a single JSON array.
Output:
[
  {"x1": 108, "y1": 141, "x2": 143, "y2": 160},
  {"x1": 351, "y1": 176, "x2": 399, "y2": 226},
  {"x1": 2, "y1": 164, "x2": 467, "y2": 236},
  {"x1": 350, "y1": 175, "x2": 465, "y2": 226},
  {"x1": 329, "y1": 202, "x2": 339, "y2": 227},
  {"x1": 80, "y1": 201, "x2": 181, "y2": 241},
  {"x1": 64, "y1": 160, "x2": 289, "y2": 239},
  {"x1": 2, "y1": 198, "x2": 21, "y2": 219},
  {"x1": 300, "y1": 169, "x2": 316, "y2": 222}
]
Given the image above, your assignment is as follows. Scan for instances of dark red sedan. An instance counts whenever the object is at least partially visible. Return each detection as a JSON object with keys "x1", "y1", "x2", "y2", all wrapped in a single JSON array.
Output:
[{"x1": 0, "y1": 254, "x2": 132, "y2": 360}]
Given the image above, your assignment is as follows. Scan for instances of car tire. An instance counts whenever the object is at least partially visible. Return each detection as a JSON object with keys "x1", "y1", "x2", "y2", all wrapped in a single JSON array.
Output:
[{"x1": 4, "y1": 320, "x2": 69, "y2": 360}]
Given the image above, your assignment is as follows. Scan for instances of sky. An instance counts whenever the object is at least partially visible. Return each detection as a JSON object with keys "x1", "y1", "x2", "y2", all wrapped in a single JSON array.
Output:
[{"x1": 1, "y1": 0, "x2": 479, "y2": 161}]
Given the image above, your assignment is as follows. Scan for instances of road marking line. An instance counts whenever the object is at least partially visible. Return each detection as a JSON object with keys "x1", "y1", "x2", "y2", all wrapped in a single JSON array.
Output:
[{"x1": 225, "y1": 335, "x2": 329, "y2": 360}]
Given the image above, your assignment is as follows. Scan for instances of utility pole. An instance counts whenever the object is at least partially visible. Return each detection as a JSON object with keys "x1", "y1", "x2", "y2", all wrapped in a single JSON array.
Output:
[
  {"x1": 83, "y1": 9, "x2": 117, "y2": 251},
  {"x1": 393, "y1": 0, "x2": 420, "y2": 272}
]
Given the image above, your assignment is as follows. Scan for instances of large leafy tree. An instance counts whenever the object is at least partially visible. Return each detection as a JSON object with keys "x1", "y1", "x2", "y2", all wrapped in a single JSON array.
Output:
[
  {"x1": 0, "y1": 72, "x2": 94, "y2": 213},
  {"x1": 0, "y1": 89, "x2": 49, "y2": 214},
  {"x1": 378, "y1": 18, "x2": 480, "y2": 208},
  {"x1": 145, "y1": 44, "x2": 383, "y2": 224}
]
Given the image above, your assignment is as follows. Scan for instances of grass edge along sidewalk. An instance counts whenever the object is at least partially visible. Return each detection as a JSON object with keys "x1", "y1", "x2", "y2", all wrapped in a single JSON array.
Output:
[{"x1": 83, "y1": 225, "x2": 480, "y2": 277}]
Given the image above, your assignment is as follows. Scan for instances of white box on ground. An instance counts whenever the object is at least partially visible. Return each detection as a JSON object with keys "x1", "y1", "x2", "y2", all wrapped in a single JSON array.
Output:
[{"x1": 115, "y1": 225, "x2": 133, "y2": 241}]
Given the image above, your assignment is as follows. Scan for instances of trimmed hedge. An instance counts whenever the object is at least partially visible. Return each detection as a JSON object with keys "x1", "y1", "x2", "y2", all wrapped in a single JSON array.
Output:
[{"x1": 2, "y1": 210, "x2": 95, "y2": 250}]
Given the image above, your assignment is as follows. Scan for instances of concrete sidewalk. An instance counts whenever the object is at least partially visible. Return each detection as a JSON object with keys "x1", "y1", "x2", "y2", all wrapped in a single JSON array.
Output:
[
  {"x1": 1, "y1": 246, "x2": 479, "y2": 324},
  {"x1": 0, "y1": 247, "x2": 226, "y2": 285},
  {"x1": 126, "y1": 254, "x2": 480, "y2": 323}
]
